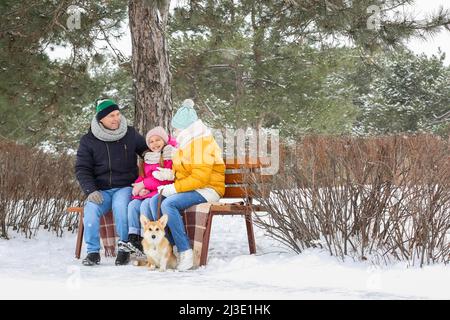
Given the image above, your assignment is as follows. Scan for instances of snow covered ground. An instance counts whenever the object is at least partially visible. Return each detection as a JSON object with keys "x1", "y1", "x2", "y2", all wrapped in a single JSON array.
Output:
[{"x1": 0, "y1": 215, "x2": 448, "y2": 300}]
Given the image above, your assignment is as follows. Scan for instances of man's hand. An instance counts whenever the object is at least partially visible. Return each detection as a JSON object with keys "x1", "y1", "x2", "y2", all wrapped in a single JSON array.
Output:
[
  {"x1": 152, "y1": 167, "x2": 175, "y2": 181},
  {"x1": 157, "y1": 184, "x2": 177, "y2": 198},
  {"x1": 87, "y1": 191, "x2": 103, "y2": 205},
  {"x1": 132, "y1": 181, "x2": 145, "y2": 196}
]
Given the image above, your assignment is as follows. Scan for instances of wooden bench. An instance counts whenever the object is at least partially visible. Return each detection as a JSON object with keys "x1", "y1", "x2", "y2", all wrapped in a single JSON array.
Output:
[{"x1": 67, "y1": 157, "x2": 271, "y2": 266}]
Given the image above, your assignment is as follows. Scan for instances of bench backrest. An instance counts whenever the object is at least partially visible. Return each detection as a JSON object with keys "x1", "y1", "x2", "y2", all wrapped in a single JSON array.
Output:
[{"x1": 222, "y1": 157, "x2": 273, "y2": 199}]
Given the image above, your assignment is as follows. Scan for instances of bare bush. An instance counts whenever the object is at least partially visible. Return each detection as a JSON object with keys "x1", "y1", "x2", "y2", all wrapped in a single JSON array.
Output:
[
  {"x1": 250, "y1": 134, "x2": 450, "y2": 266},
  {"x1": 0, "y1": 139, "x2": 83, "y2": 239}
]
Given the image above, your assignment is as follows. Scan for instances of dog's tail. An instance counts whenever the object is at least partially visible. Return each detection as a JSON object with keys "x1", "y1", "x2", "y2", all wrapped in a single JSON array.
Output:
[{"x1": 168, "y1": 255, "x2": 178, "y2": 269}]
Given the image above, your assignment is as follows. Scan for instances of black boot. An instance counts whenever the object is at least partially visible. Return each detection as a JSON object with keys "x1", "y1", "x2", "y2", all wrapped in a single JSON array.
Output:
[
  {"x1": 115, "y1": 250, "x2": 130, "y2": 266},
  {"x1": 82, "y1": 252, "x2": 100, "y2": 266},
  {"x1": 118, "y1": 235, "x2": 144, "y2": 257},
  {"x1": 128, "y1": 234, "x2": 143, "y2": 253}
]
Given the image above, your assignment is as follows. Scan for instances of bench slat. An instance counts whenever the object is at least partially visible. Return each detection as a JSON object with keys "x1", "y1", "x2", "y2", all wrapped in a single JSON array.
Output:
[
  {"x1": 225, "y1": 173, "x2": 273, "y2": 184},
  {"x1": 222, "y1": 186, "x2": 255, "y2": 198},
  {"x1": 224, "y1": 157, "x2": 271, "y2": 169}
]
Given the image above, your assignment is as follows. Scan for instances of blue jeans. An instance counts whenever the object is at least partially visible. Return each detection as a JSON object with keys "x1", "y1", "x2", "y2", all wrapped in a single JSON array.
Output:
[
  {"x1": 83, "y1": 187, "x2": 132, "y2": 253},
  {"x1": 127, "y1": 198, "x2": 152, "y2": 236},
  {"x1": 149, "y1": 191, "x2": 207, "y2": 252}
]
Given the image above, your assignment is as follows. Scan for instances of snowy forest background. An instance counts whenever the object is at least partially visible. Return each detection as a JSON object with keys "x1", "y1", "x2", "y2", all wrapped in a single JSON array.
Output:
[
  {"x1": 0, "y1": 0, "x2": 449, "y2": 280},
  {"x1": 1, "y1": 0, "x2": 450, "y2": 149}
]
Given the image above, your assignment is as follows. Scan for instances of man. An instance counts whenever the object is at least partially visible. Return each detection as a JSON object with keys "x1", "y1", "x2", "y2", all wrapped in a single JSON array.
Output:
[{"x1": 75, "y1": 99, "x2": 148, "y2": 266}]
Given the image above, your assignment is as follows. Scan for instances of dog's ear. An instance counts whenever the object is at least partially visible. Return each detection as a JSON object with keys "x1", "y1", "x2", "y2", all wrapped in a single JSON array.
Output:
[
  {"x1": 159, "y1": 214, "x2": 168, "y2": 228},
  {"x1": 140, "y1": 214, "x2": 150, "y2": 226}
]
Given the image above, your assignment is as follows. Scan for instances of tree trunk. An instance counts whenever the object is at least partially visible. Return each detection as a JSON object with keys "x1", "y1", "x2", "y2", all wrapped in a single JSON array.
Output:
[
  {"x1": 128, "y1": 0, "x2": 172, "y2": 134},
  {"x1": 251, "y1": 1, "x2": 265, "y2": 130}
]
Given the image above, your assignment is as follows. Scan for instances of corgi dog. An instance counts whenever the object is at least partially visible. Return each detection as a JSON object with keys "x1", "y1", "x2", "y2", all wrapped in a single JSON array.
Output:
[{"x1": 134, "y1": 214, "x2": 177, "y2": 271}]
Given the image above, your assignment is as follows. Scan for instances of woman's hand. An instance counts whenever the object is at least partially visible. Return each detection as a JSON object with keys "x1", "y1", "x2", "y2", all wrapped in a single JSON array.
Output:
[
  {"x1": 152, "y1": 167, "x2": 175, "y2": 181},
  {"x1": 157, "y1": 184, "x2": 177, "y2": 197},
  {"x1": 162, "y1": 144, "x2": 176, "y2": 160}
]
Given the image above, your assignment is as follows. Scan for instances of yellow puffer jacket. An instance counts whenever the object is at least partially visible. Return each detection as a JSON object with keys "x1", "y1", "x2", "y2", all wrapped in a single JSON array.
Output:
[{"x1": 172, "y1": 120, "x2": 225, "y2": 197}]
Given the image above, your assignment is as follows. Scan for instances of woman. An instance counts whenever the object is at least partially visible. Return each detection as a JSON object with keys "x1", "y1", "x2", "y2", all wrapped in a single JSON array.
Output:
[{"x1": 150, "y1": 99, "x2": 225, "y2": 271}]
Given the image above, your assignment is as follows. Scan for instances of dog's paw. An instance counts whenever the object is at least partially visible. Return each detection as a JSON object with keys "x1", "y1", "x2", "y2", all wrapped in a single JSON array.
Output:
[{"x1": 148, "y1": 264, "x2": 156, "y2": 271}]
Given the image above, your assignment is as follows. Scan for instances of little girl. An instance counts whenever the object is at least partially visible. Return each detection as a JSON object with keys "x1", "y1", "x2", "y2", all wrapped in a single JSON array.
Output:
[
  {"x1": 132, "y1": 128, "x2": 176, "y2": 200},
  {"x1": 122, "y1": 126, "x2": 177, "y2": 255}
]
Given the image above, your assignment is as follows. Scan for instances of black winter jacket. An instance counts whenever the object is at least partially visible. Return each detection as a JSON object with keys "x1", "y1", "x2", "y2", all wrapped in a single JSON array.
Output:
[{"x1": 75, "y1": 126, "x2": 148, "y2": 196}]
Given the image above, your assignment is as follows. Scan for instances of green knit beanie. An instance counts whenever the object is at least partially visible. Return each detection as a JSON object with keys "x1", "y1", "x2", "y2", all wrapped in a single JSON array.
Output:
[{"x1": 96, "y1": 99, "x2": 119, "y2": 121}]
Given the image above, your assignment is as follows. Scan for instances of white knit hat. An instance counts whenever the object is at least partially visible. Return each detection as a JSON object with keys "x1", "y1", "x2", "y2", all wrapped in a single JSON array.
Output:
[{"x1": 145, "y1": 126, "x2": 169, "y2": 147}]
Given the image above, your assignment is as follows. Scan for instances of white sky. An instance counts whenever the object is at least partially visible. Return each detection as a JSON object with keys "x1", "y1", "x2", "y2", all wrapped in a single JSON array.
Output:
[
  {"x1": 47, "y1": 0, "x2": 450, "y2": 65},
  {"x1": 406, "y1": 0, "x2": 450, "y2": 63}
]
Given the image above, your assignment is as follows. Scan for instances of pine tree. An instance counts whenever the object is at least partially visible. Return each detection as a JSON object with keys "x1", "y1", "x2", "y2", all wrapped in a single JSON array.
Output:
[
  {"x1": 0, "y1": 0, "x2": 128, "y2": 149},
  {"x1": 1, "y1": 0, "x2": 449, "y2": 148},
  {"x1": 358, "y1": 50, "x2": 450, "y2": 135},
  {"x1": 168, "y1": 0, "x2": 450, "y2": 136}
]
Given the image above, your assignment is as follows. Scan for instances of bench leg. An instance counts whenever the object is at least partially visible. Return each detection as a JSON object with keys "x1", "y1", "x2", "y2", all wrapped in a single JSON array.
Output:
[
  {"x1": 200, "y1": 213, "x2": 214, "y2": 266},
  {"x1": 75, "y1": 211, "x2": 84, "y2": 259},
  {"x1": 245, "y1": 213, "x2": 256, "y2": 254}
]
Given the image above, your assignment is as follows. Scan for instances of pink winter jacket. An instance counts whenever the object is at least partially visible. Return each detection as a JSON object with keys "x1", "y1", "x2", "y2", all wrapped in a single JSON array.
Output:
[{"x1": 132, "y1": 136, "x2": 177, "y2": 200}]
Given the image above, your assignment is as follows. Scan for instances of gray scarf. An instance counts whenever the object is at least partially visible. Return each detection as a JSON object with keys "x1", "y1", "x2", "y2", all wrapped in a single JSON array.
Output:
[{"x1": 91, "y1": 114, "x2": 128, "y2": 142}]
